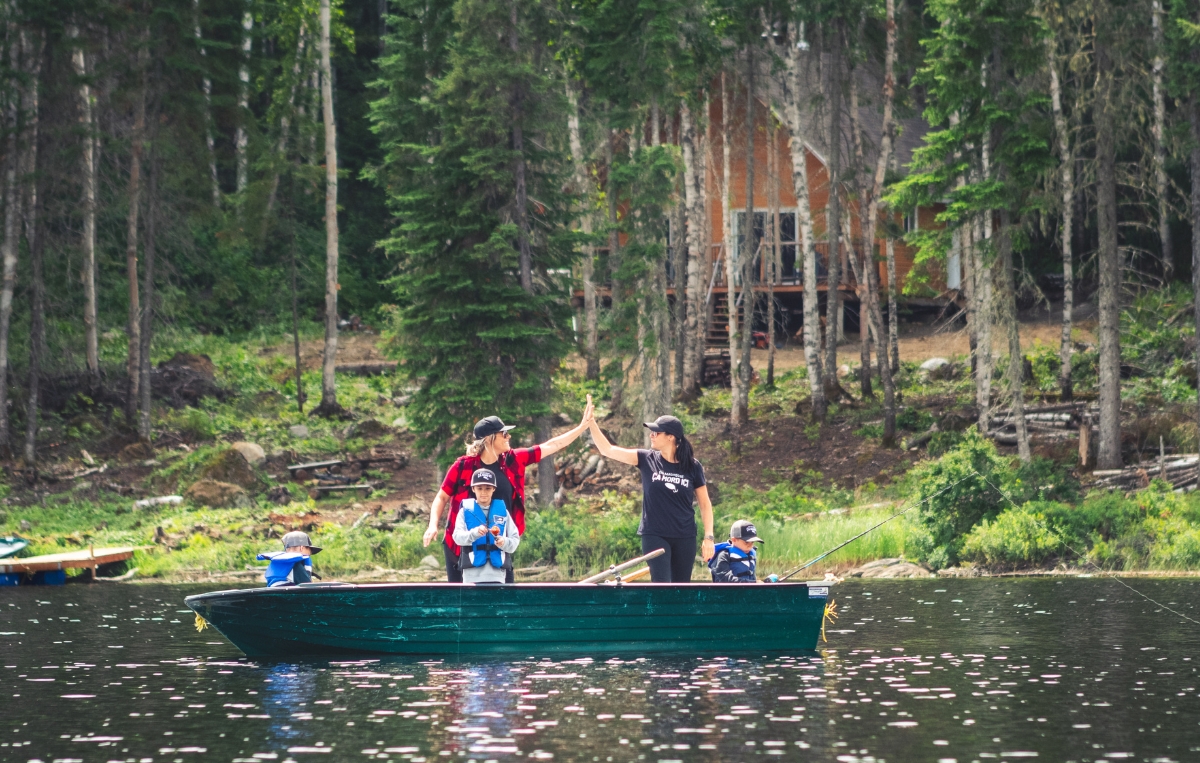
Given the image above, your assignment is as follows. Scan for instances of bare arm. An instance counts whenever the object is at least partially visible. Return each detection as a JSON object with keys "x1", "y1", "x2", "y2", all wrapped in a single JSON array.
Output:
[
  {"x1": 587, "y1": 417, "x2": 639, "y2": 466},
  {"x1": 537, "y1": 397, "x2": 594, "y2": 458},
  {"x1": 696, "y1": 484, "x2": 715, "y2": 561},
  {"x1": 423, "y1": 489, "x2": 451, "y2": 547}
]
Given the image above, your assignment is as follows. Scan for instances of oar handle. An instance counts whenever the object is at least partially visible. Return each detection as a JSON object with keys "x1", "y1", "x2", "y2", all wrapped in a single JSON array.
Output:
[{"x1": 578, "y1": 548, "x2": 666, "y2": 584}]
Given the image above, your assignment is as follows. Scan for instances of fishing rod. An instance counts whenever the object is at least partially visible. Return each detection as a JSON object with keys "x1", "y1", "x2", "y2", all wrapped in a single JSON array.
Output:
[{"x1": 777, "y1": 474, "x2": 979, "y2": 582}]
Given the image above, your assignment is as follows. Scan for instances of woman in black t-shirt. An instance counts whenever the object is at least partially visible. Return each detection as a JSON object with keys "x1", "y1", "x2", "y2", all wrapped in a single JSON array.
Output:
[{"x1": 587, "y1": 399, "x2": 715, "y2": 582}]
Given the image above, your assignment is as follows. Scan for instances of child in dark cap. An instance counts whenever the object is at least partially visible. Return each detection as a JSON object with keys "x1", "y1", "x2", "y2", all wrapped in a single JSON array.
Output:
[
  {"x1": 451, "y1": 468, "x2": 521, "y2": 583},
  {"x1": 258, "y1": 531, "x2": 321, "y2": 587},
  {"x1": 708, "y1": 520, "x2": 764, "y2": 583}
]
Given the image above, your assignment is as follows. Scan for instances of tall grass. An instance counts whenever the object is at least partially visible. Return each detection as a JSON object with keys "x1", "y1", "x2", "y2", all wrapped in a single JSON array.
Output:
[{"x1": 754, "y1": 509, "x2": 911, "y2": 576}]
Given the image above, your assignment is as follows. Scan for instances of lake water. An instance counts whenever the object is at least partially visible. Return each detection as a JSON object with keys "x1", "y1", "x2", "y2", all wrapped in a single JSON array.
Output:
[{"x1": 2, "y1": 578, "x2": 1198, "y2": 763}]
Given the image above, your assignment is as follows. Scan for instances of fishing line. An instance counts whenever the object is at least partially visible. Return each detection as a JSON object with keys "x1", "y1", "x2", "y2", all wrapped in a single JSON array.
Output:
[
  {"x1": 975, "y1": 472, "x2": 1200, "y2": 628},
  {"x1": 777, "y1": 474, "x2": 980, "y2": 582}
]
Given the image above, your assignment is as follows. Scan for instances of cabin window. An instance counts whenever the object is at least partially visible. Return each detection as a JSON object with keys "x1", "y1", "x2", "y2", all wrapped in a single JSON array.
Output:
[
  {"x1": 734, "y1": 211, "x2": 800, "y2": 284},
  {"x1": 903, "y1": 211, "x2": 919, "y2": 234}
]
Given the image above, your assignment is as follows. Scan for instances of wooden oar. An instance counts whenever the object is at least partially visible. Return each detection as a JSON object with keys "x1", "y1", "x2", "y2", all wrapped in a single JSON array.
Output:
[{"x1": 578, "y1": 548, "x2": 665, "y2": 584}]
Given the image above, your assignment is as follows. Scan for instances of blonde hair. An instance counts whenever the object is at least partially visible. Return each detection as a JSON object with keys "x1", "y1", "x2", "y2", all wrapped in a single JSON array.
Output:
[{"x1": 465, "y1": 433, "x2": 498, "y2": 457}]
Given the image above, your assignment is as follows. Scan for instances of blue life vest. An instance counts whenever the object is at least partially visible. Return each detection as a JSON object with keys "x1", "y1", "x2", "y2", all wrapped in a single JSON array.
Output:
[
  {"x1": 461, "y1": 498, "x2": 509, "y2": 569},
  {"x1": 708, "y1": 542, "x2": 756, "y2": 582},
  {"x1": 258, "y1": 551, "x2": 312, "y2": 587}
]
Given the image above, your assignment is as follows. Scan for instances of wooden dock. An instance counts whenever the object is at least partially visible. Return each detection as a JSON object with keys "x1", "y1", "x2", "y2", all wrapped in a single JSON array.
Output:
[{"x1": 0, "y1": 546, "x2": 138, "y2": 575}]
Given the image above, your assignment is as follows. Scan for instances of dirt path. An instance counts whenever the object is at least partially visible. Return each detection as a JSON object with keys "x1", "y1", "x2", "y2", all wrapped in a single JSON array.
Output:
[{"x1": 265, "y1": 331, "x2": 391, "y2": 371}]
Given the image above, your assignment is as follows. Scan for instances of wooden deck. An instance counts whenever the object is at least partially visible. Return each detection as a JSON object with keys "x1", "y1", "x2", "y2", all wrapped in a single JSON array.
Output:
[{"x1": 0, "y1": 546, "x2": 139, "y2": 575}]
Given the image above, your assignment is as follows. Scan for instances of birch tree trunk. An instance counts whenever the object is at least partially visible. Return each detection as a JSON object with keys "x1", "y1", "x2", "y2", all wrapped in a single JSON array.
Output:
[
  {"x1": 263, "y1": 26, "x2": 308, "y2": 231},
  {"x1": 671, "y1": 111, "x2": 687, "y2": 400},
  {"x1": 823, "y1": 27, "x2": 843, "y2": 386},
  {"x1": 766, "y1": 118, "x2": 779, "y2": 387},
  {"x1": 18, "y1": 30, "x2": 41, "y2": 462},
  {"x1": 317, "y1": 0, "x2": 341, "y2": 414},
  {"x1": 125, "y1": 44, "x2": 146, "y2": 423},
  {"x1": 975, "y1": 88, "x2": 995, "y2": 431},
  {"x1": 886, "y1": 237, "x2": 899, "y2": 373},
  {"x1": 236, "y1": 8, "x2": 252, "y2": 196},
  {"x1": 720, "y1": 69, "x2": 739, "y2": 410},
  {"x1": 782, "y1": 21, "x2": 826, "y2": 421},
  {"x1": 1191, "y1": 98, "x2": 1200, "y2": 463},
  {"x1": 1046, "y1": 26, "x2": 1074, "y2": 399},
  {"x1": 1095, "y1": 28, "x2": 1121, "y2": 470},
  {"x1": 605, "y1": 129, "x2": 625, "y2": 414},
  {"x1": 974, "y1": 213, "x2": 994, "y2": 430},
  {"x1": 23, "y1": 141, "x2": 43, "y2": 467},
  {"x1": 1151, "y1": 0, "x2": 1171, "y2": 280},
  {"x1": 0, "y1": 27, "x2": 21, "y2": 454},
  {"x1": 695, "y1": 97, "x2": 712, "y2": 391},
  {"x1": 681, "y1": 100, "x2": 704, "y2": 398},
  {"x1": 70, "y1": 27, "x2": 99, "y2": 379},
  {"x1": 138, "y1": 135, "x2": 159, "y2": 444},
  {"x1": 566, "y1": 82, "x2": 598, "y2": 380},
  {"x1": 194, "y1": 0, "x2": 219, "y2": 208},
  {"x1": 847, "y1": 66, "x2": 873, "y2": 399},
  {"x1": 856, "y1": 0, "x2": 898, "y2": 443},
  {"x1": 730, "y1": 51, "x2": 754, "y2": 434},
  {"x1": 998, "y1": 210, "x2": 1031, "y2": 461}
]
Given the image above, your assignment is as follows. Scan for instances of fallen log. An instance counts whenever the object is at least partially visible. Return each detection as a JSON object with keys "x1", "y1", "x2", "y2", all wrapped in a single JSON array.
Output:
[{"x1": 334, "y1": 362, "x2": 398, "y2": 377}]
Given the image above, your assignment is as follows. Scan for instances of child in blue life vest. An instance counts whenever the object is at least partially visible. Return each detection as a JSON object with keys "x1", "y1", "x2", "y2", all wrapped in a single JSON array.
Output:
[
  {"x1": 709, "y1": 520, "x2": 764, "y2": 583},
  {"x1": 451, "y1": 468, "x2": 520, "y2": 584},
  {"x1": 258, "y1": 531, "x2": 320, "y2": 587}
]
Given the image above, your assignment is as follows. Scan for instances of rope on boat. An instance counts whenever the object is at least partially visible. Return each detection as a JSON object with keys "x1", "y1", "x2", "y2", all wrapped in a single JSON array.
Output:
[
  {"x1": 777, "y1": 474, "x2": 980, "y2": 582},
  {"x1": 194, "y1": 613, "x2": 210, "y2": 632},
  {"x1": 976, "y1": 473, "x2": 1200, "y2": 628}
]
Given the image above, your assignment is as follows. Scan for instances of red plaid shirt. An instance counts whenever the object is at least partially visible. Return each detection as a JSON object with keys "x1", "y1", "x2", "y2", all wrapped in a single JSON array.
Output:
[{"x1": 439, "y1": 446, "x2": 541, "y2": 555}]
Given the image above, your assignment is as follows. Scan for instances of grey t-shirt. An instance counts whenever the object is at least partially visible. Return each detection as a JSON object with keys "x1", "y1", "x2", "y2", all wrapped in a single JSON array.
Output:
[{"x1": 636, "y1": 449, "x2": 706, "y2": 538}]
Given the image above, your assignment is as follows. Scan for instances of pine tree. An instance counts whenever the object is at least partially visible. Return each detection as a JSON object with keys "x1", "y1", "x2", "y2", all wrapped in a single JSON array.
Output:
[{"x1": 372, "y1": 0, "x2": 574, "y2": 457}]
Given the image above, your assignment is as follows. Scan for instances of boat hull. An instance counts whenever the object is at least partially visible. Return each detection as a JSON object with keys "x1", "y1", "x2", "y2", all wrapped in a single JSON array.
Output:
[{"x1": 185, "y1": 581, "x2": 831, "y2": 658}]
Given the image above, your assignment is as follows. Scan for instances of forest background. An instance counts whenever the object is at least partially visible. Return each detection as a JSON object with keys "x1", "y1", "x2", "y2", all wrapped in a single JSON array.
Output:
[{"x1": 3, "y1": 0, "x2": 1200, "y2": 580}]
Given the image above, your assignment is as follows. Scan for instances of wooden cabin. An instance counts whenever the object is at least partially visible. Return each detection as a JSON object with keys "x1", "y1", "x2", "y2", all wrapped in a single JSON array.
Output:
[{"x1": 577, "y1": 65, "x2": 955, "y2": 344}]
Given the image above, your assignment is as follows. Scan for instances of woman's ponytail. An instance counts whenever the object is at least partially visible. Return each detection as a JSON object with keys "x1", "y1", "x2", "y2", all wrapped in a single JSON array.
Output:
[{"x1": 675, "y1": 434, "x2": 697, "y2": 478}]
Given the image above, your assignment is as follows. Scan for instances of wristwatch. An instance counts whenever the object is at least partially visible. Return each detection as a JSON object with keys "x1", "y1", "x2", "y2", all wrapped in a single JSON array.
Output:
[{"x1": 703, "y1": 534, "x2": 715, "y2": 541}]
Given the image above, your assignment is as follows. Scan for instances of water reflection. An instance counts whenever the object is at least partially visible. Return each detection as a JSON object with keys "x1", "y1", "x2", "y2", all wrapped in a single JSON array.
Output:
[{"x1": 1, "y1": 579, "x2": 1198, "y2": 762}]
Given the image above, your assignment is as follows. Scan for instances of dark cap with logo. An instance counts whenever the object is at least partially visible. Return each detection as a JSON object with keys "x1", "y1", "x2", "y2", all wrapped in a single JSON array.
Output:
[
  {"x1": 730, "y1": 520, "x2": 764, "y2": 544},
  {"x1": 474, "y1": 415, "x2": 516, "y2": 439},
  {"x1": 643, "y1": 414, "x2": 685, "y2": 440},
  {"x1": 471, "y1": 468, "x2": 498, "y2": 487}
]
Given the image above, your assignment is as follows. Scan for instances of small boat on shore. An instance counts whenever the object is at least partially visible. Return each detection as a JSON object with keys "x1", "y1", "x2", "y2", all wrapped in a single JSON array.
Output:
[
  {"x1": 185, "y1": 581, "x2": 832, "y2": 658},
  {"x1": 0, "y1": 536, "x2": 28, "y2": 559}
]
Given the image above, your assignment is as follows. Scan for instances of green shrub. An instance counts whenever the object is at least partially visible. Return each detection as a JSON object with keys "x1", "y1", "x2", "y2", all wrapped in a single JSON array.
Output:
[
  {"x1": 520, "y1": 493, "x2": 642, "y2": 577},
  {"x1": 906, "y1": 428, "x2": 1012, "y2": 568},
  {"x1": 896, "y1": 407, "x2": 934, "y2": 432},
  {"x1": 960, "y1": 506, "x2": 1061, "y2": 569},
  {"x1": 1026, "y1": 340, "x2": 1061, "y2": 392},
  {"x1": 927, "y1": 430, "x2": 964, "y2": 457},
  {"x1": 1148, "y1": 519, "x2": 1200, "y2": 569}
]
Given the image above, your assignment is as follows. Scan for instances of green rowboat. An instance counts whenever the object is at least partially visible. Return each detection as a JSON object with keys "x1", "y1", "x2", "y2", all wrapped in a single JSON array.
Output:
[{"x1": 185, "y1": 581, "x2": 832, "y2": 658}]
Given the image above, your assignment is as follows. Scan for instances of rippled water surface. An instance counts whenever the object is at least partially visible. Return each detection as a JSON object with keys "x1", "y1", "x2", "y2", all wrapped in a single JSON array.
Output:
[{"x1": 3, "y1": 578, "x2": 1199, "y2": 763}]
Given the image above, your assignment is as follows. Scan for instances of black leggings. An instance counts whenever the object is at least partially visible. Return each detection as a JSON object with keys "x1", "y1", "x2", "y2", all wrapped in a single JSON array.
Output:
[
  {"x1": 442, "y1": 542, "x2": 514, "y2": 583},
  {"x1": 641, "y1": 534, "x2": 697, "y2": 583}
]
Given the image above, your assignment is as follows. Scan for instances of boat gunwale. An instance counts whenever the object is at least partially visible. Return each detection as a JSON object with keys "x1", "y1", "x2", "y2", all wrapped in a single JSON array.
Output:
[{"x1": 185, "y1": 580, "x2": 831, "y2": 605}]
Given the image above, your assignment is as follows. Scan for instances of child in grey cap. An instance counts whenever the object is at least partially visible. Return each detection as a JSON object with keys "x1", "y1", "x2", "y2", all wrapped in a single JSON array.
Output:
[{"x1": 451, "y1": 468, "x2": 520, "y2": 583}]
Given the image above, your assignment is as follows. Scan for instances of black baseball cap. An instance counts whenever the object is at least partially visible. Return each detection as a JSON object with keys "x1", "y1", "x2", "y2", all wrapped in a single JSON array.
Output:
[
  {"x1": 643, "y1": 415, "x2": 684, "y2": 439},
  {"x1": 730, "y1": 520, "x2": 764, "y2": 544},
  {"x1": 474, "y1": 415, "x2": 516, "y2": 439},
  {"x1": 471, "y1": 468, "x2": 498, "y2": 487}
]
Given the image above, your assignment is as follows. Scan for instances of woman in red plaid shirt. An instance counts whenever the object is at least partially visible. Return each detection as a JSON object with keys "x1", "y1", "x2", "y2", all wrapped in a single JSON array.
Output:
[{"x1": 423, "y1": 400, "x2": 594, "y2": 582}]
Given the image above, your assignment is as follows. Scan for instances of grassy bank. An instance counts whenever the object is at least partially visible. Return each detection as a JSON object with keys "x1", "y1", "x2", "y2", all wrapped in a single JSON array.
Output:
[{"x1": 6, "y1": 287, "x2": 1200, "y2": 581}]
